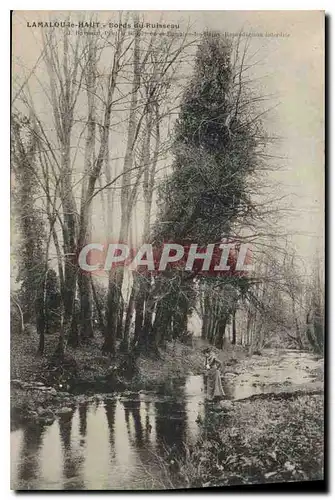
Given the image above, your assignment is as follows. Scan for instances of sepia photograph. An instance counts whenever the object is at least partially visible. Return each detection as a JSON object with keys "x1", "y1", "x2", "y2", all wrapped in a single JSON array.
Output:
[{"x1": 10, "y1": 10, "x2": 325, "y2": 491}]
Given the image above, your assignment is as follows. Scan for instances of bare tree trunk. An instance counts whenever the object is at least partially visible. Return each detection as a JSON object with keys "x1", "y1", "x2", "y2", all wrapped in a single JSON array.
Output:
[
  {"x1": 77, "y1": 37, "x2": 97, "y2": 343},
  {"x1": 291, "y1": 295, "x2": 303, "y2": 349},
  {"x1": 106, "y1": 24, "x2": 141, "y2": 353},
  {"x1": 90, "y1": 276, "x2": 105, "y2": 334},
  {"x1": 11, "y1": 297, "x2": 25, "y2": 335},
  {"x1": 215, "y1": 315, "x2": 228, "y2": 349},
  {"x1": 37, "y1": 228, "x2": 54, "y2": 355},
  {"x1": 152, "y1": 300, "x2": 173, "y2": 349},
  {"x1": 42, "y1": 29, "x2": 81, "y2": 352},
  {"x1": 246, "y1": 304, "x2": 253, "y2": 346},
  {"x1": 123, "y1": 283, "x2": 136, "y2": 349},
  {"x1": 134, "y1": 290, "x2": 145, "y2": 346},
  {"x1": 232, "y1": 307, "x2": 237, "y2": 345}
]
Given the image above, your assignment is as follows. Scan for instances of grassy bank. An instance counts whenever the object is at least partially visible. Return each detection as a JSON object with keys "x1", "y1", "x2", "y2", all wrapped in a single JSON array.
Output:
[
  {"x1": 171, "y1": 393, "x2": 324, "y2": 488},
  {"x1": 10, "y1": 331, "x2": 218, "y2": 419},
  {"x1": 11, "y1": 331, "x2": 212, "y2": 386},
  {"x1": 135, "y1": 341, "x2": 208, "y2": 388}
]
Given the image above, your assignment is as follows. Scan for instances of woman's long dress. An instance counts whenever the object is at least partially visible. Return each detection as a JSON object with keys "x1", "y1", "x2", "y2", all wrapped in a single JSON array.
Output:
[{"x1": 207, "y1": 366, "x2": 225, "y2": 400}]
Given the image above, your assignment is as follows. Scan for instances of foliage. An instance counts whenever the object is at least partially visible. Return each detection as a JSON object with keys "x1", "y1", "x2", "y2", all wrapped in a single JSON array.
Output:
[
  {"x1": 12, "y1": 113, "x2": 46, "y2": 323},
  {"x1": 155, "y1": 34, "x2": 265, "y2": 245},
  {"x1": 152, "y1": 34, "x2": 267, "y2": 350},
  {"x1": 172, "y1": 394, "x2": 324, "y2": 488},
  {"x1": 44, "y1": 269, "x2": 62, "y2": 333}
]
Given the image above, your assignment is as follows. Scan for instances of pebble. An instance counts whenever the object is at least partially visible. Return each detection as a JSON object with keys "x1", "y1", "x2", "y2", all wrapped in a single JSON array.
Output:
[
  {"x1": 37, "y1": 407, "x2": 55, "y2": 419},
  {"x1": 11, "y1": 378, "x2": 57, "y2": 393},
  {"x1": 219, "y1": 400, "x2": 233, "y2": 410},
  {"x1": 56, "y1": 407, "x2": 73, "y2": 416},
  {"x1": 19, "y1": 381, "x2": 30, "y2": 388},
  {"x1": 42, "y1": 417, "x2": 54, "y2": 426},
  {"x1": 11, "y1": 379, "x2": 22, "y2": 387},
  {"x1": 27, "y1": 410, "x2": 38, "y2": 419},
  {"x1": 76, "y1": 395, "x2": 87, "y2": 404}
]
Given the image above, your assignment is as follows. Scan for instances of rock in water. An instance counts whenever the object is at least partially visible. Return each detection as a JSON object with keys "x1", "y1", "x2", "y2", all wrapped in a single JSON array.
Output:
[
  {"x1": 27, "y1": 410, "x2": 38, "y2": 420},
  {"x1": 37, "y1": 406, "x2": 45, "y2": 415},
  {"x1": 42, "y1": 417, "x2": 54, "y2": 426},
  {"x1": 37, "y1": 408, "x2": 55, "y2": 419},
  {"x1": 219, "y1": 400, "x2": 233, "y2": 410},
  {"x1": 11, "y1": 379, "x2": 22, "y2": 388},
  {"x1": 56, "y1": 407, "x2": 73, "y2": 416}
]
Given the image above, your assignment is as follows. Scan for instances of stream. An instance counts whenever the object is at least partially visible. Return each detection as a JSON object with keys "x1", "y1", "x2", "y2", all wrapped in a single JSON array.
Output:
[
  {"x1": 11, "y1": 375, "x2": 207, "y2": 490},
  {"x1": 11, "y1": 349, "x2": 322, "y2": 490}
]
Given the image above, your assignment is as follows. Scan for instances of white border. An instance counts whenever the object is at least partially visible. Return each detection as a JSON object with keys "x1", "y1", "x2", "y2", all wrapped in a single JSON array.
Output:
[{"x1": 3, "y1": 1, "x2": 331, "y2": 499}]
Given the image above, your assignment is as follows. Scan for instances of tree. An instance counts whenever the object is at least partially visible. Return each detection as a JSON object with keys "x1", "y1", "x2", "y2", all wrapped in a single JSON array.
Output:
[
  {"x1": 150, "y1": 33, "x2": 268, "y2": 350},
  {"x1": 42, "y1": 28, "x2": 83, "y2": 351},
  {"x1": 305, "y1": 259, "x2": 324, "y2": 354},
  {"x1": 12, "y1": 113, "x2": 48, "y2": 351},
  {"x1": 44, "y1": 269, "x2": 62, "y2": 334},
  {"x1": 103, "y1": 23, "x2": 197, "y2": 354}
]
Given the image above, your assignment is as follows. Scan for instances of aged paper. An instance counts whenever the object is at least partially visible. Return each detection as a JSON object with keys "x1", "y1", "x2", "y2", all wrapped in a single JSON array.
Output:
[{"x1": 11, "y1": 11, "x2": 324, "y2": 491}]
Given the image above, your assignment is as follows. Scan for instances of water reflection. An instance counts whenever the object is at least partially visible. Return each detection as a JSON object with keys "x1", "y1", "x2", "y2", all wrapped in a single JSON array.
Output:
[
  {"x1": 104, "y1": 399, "x2": 116, "y2": 450},
  {"x1": 17, "y1": 423, "x2": 45, "y2": 489},
  {"x1": 155, "y1": 387, "x2": 186, "y2": 455},
  {"x1": 11, "y1": 375, "x2": 205, "y2": 491},
  {"x1": 78, "y1": 402, "x2": 88, "y2": 438},
  {"x1": 59, "y1": 409, "x2": 86, "y2": 489},
  {"x1": 123, "y1": 396, "x2": 144, "y2": 447}
]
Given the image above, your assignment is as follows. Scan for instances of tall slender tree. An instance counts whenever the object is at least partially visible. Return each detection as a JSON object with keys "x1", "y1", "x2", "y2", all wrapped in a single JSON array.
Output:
[{"x1": 151, "y1": 33, "x2": 268, "y2": 348}]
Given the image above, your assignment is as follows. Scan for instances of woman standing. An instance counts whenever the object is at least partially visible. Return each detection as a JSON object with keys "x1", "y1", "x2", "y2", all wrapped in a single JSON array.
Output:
[{"x1": 204, "y1": 348, "x2": 225, "y2": 401}]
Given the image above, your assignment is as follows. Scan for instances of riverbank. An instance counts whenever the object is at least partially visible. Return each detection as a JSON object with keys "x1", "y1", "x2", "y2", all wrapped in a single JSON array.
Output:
[
  {"x1": 11, "y1": 331, "x2": 246, "y2": 389},
  {"x1": 167, "y1": 349, "x2": 325, "y2": 488},
  {"x1": 173, "y1": 392, "x2": 324, "y2": 488},
  {"x1": 11, "y1": 332, "x2": 323, "y2": 421},
  {"x1": 10, "y1": 331, "x2": 224, "y2": 424},
  {"x1": 11, "y1": 331, "x2": 324, "y2": 489}
]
